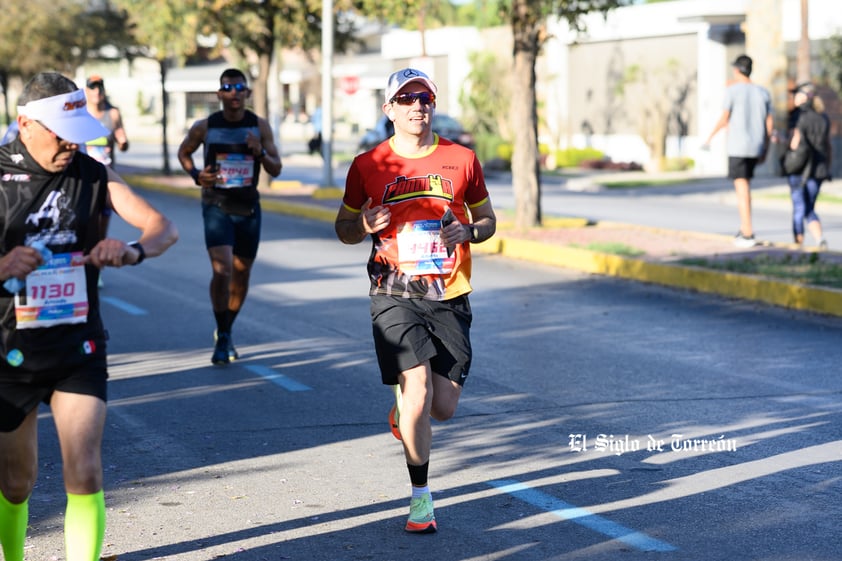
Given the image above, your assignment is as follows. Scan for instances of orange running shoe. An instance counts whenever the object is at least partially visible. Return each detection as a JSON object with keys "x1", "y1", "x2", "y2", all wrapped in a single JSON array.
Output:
[{"x1": 388, "y1": 404, "x2": 402, "y2": 441}]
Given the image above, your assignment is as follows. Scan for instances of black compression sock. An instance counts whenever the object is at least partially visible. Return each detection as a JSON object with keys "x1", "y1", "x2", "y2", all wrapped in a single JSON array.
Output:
[{"x1": 407, "y1": 462, "x2": 429, "y2": 487}]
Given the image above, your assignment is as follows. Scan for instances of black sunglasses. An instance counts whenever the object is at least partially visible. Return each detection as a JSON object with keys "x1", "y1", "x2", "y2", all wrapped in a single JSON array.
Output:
[
  {"x1": 390, "y1": 92, "x2": 436, "y2": 106},
  {"x1": 35, "y1": 120, "x2": 66, "y2": 143},
  {"x1": 219, "y1": 83, "x2": 248, "y2": 93}
]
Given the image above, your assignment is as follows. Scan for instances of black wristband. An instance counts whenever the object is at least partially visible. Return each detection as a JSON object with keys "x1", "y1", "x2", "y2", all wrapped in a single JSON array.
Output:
[
  {"x1": 128, "y1": 241, "x2": 145, "y2": 265},
  {"x1": 190, "y1": 168, "x2": 201, "y2": 185}
]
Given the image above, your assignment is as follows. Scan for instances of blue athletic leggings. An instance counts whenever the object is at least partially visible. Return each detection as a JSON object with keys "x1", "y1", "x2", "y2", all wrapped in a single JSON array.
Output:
[{"x1": 787, "y1": 175, "x2": 823, "y2": 238}]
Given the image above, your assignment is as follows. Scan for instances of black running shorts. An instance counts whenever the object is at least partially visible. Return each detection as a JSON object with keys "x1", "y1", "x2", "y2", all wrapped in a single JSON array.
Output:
[
  {"x1": 370, "y1": 294, "x2": 472, "y2": 386},
  {"x1": 0, "y1": 357, "x2": 108, "y2": 432},
  {"x1": 728, "y1": 156, "x2": 758, "y2": 180},
  {"x1": 202, "y1": 201, "x2": 261, "y2": 259}
]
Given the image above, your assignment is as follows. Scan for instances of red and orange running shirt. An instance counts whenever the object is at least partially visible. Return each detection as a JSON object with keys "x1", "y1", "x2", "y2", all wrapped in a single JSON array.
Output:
[{"x1": 342, "y1": 135, "x2": 490, "y2": 301}]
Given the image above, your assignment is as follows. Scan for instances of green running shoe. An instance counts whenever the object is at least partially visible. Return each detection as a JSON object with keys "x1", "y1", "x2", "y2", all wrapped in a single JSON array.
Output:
[{"x1": 405, "y1": 493, "x2": 437, "y2": 533}]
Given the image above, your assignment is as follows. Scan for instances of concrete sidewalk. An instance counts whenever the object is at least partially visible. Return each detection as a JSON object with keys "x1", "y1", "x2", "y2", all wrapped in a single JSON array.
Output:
[{"x1": 118, "y1": 166, "x2": 842, "y2": 318}]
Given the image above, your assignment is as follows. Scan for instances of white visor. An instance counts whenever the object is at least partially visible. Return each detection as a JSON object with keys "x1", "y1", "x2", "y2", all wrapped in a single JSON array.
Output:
[{"x1": 17, "y1": 89, "x2": 109, "y2": 144}]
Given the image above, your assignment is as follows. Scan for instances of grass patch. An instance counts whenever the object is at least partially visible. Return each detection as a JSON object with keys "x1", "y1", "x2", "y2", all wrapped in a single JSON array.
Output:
[
  {"x1": 572, "y1": 242, "x2": 645, "y2": 257},
  {"x1": 760, "y1": 191, "x2": 842, "y2": 205},
  {"x1": 600, "y1": 178, "x2": 700, "y2": 189},
  {"x1": 679, "y1": 253, "x2": 842, "y2": 289}
]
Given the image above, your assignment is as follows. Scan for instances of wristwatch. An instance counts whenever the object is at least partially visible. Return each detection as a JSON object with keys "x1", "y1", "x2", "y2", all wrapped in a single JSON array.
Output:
[
  {"x1": 128, "y1": 241, "x2": 145, "y2": 265},
  {"x1": 469, "y1": 224, "x2": 479, "y2": 243}
]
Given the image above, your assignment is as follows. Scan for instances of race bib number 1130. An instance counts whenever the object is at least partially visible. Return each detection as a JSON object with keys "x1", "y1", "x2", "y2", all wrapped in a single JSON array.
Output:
[{"x1": 14, "y1": 252, "x2": 89, "y2": 329}]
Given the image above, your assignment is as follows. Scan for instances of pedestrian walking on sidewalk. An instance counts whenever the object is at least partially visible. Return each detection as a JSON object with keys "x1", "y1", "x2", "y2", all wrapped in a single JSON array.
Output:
[
  {"x1": 781, "y1": 82, "x2": 832, "y2": 249},
  {"x1": 177, "y1": 68, "x2": 282, "y2": 365},
  {"x1": 703, "y1": 54, "x2": 774, "y2": 248},
  {"x1": 335, "y1": 68, "x2": 496, "y2": 533},
  {"x1": 0, "y1": 71, "x2": 178, "y2": 561}
]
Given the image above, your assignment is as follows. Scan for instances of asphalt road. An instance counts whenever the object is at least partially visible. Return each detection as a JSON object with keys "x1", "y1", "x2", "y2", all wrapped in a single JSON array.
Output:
[{"x1": 25, "y1": 185, "x2": 842, "y2": 561}]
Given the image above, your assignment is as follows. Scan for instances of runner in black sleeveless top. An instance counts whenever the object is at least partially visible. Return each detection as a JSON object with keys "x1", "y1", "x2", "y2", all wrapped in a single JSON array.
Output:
[
  {"x1": 177, "y1": 67, "x2": 282, "y2": 365},
  {"x1": 0, "y1": 71, "x2": 177, "y2": 561}
]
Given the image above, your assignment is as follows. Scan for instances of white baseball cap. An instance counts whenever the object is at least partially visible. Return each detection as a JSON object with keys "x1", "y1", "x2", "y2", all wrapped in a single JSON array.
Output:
[
  {"x1": 385, "y1": 68, "x2": 437, "y2": 103},
  {"x1": 17, "y1": 89, "x2": 109, "y2": 144}
]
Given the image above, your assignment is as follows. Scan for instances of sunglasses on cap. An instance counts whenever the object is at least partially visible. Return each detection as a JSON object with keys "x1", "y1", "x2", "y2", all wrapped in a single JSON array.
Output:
[
  {"x1": 390, "y1": 92, "x2": 436, "y2": 106},
  {"x1": 219, "y1": 83, "x2": 248, "y2": 93}
]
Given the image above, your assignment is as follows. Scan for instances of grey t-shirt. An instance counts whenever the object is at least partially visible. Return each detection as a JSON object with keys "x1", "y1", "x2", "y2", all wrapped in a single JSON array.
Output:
[{"x1": 723, "y1": 82, "x2": 771, "y2": 158}]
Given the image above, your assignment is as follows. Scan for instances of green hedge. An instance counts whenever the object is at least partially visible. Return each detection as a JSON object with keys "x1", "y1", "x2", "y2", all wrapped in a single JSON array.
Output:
[{"x1": 492, "y1": 143, "x2": 605, "y2": 168}]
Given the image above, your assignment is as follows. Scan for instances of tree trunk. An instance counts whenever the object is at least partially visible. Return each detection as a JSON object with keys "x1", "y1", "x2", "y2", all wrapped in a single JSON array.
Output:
[
  {"x1": 253, "y1": 52, "x2": 271, "y2": 120},
  {"x1": 1, "y1": 71, "x2": 9, "y2": 130},
  {"x1": 253, "y1": 51, "x2": 273, "y2": 189},
  {"x1": 159, "y1": 60, "x2": 171, "y2": 175},
  {"x1": 510, "y1": 0, "x2": 542, "y2": 229},
  {"x1": 797, "y1": 0, "x2": 810, "y2": 83}
]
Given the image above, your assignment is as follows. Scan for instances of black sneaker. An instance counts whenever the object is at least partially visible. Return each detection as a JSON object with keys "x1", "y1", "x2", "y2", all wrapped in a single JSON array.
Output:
[
  {"x1": 212, "y1": 332, "x2": 231, "y2": 365},
  {"x1": 733, "y1": 232, "x2": 757, "y2": 248},
  {"x1": 214, "y1": 329, "x2": 239, "y2": 361},
  {"x1": 228, "y1": 336, "x2": 239, "y2": 361}
]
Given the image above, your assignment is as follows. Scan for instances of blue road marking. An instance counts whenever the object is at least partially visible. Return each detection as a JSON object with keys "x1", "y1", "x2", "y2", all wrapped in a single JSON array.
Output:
[
  {"x1": 101, "y1": 296, "x2": 147, "y2": 316},
  {"x1": 488, "y1": 479, "x2": 677, "y2": 552},
  {"x1": 245, "y1": 365, "x2": 312, "y2": 392}
]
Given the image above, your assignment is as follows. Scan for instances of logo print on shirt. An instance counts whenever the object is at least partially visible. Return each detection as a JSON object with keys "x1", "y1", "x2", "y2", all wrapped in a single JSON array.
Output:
[
  {"x1": 24, "y1": 189, "x2": 77, "y2": 246},
  {"x1": 383, "y1": 174, "x2": 454, "y2": 205},
  {"x1": 26, "y1": 191, "x2": 63, "y2": 228},
  {"x1": 2, "y1": 173, "x2": 30, "y2": 182}
]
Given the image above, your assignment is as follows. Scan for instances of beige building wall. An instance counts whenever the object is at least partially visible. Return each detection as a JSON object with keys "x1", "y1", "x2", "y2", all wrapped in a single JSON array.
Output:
[{"x1": 563, "y1": 34, "x2": 699, "y2": 165}]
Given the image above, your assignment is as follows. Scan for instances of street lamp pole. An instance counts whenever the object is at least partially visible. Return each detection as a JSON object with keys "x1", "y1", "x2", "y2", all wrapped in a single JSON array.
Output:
[{"x1": 321, "y1": 0, "x2": 335, "y2": 187}]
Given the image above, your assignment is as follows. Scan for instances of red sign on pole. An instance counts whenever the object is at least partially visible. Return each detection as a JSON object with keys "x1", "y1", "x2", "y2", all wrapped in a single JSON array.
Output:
[{"x1": 340, "y1": 76, "x2": 359, "y2": 95}]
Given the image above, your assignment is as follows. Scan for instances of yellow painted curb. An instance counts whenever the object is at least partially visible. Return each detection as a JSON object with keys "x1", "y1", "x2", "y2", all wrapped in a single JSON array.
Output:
[
  {"x1": 480, "y1": 237, "x2": 842, "y2": 317},
  {"x1": 312, "y1": 187, "x2": 343, "y2": 200},
  {"x1": 270, "y1": 179, "x2": 304, "y2": 190},
  {"x1": 260, "y1": 198, "x2": 337, "y2": 222}
]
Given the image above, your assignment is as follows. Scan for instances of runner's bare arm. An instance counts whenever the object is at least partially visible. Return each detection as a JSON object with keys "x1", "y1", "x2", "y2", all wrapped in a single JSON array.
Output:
[
  {"x1": 335, "y1": 198, "x2": 390, "y2": 244},
  {"x1": 92, "y1": 167, "x2": 178, "y2": 267},
  {"x1": 258, "y1": 119, "x2": 282, "y2": 177},
  {"x1": 177, "y1": 119, "x2": 211, "y2": 183}
]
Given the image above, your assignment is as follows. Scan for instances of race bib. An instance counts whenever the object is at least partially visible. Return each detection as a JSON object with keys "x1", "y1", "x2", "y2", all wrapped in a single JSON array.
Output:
[
  {"x1": 14, "y1": 252, "x2": 89, "y2": 329},
  {"x1": 396, "y1": 220, "x2": 455, "y2": 276},
  {"x1": 214, "y1": 153, "x2": 256, "y2": 189}
]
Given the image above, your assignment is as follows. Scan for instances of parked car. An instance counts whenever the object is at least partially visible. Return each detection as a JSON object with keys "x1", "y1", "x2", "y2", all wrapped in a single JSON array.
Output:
[{"x1": 358, "y1": 113, "x2": 475, "y2": 152}]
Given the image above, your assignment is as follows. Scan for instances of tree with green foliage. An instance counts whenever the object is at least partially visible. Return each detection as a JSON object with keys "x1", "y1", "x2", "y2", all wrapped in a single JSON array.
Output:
[
  {"x1": 619, "y1": 59, "x2": 695, "y2": 171},
  {"x1": 821, "y1": 33, "x2": 842, "y2": 98},
  {"x1": 114, "y1": 0, "x2": 359, "y2": 175},
  {"x1": 459, "y1": 51, "x2": 512, "y2": 164},
  {"x1": 0, "y1": 0, "x2": 132, "y2": 126},
  {"x1": 508, "y1": 0, "x2": 630, "y2": 228},
  {"x1": 114, "y1": 0, "x2": 203, "y2": 174},
  {"x1": 195, "y1": 1, "x2": 362, "y2": 118},
  {"x1": 354, "y1": 0, "x2": 459, "y2": 56},
  {"x1": 452, "y1": 0, "x2": 507, "y2": 27}
]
